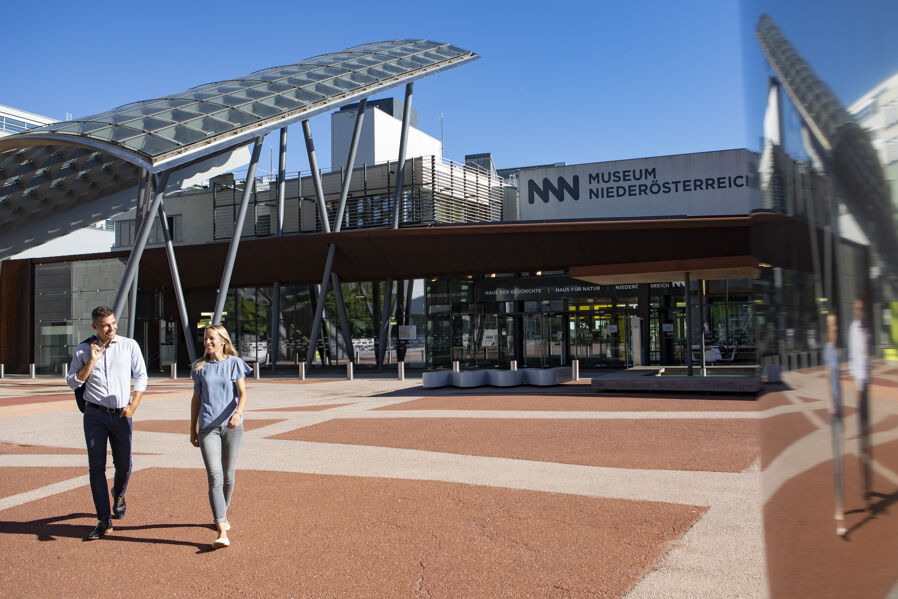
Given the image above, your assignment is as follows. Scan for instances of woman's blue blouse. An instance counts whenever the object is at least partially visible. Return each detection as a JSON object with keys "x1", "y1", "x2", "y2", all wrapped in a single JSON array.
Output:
[{"x1": 192, "y1": 355, "x2": 251, "y2": 429}]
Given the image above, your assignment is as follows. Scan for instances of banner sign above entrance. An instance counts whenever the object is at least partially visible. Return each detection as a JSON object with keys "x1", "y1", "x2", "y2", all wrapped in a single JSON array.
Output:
[
  {"x1": 474, "y1": 276, "x2": 684, "y2": 302},
  {"x1": 517, "y1": 149, "x2": 759, "y2": 221}
]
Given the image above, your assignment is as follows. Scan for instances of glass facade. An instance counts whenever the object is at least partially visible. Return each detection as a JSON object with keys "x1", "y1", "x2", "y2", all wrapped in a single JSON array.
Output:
[
  {"x1": 425, "y1": 274, "x2": 761, "y2": 371},
  {"x1": 33, "y1": 258, "x2": 129, "y2": 374}
]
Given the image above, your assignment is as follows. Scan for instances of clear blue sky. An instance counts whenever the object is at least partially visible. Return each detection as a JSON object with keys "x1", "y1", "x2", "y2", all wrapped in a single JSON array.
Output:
[{"x1": 4, "y1": 0, "x2": 895, "y2": 176}]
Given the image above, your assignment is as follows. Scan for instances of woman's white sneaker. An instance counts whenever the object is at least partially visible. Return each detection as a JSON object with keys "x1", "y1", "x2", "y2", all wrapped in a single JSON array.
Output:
[{"x1": 212, "y1": 536, "x2": 230, "y2": 549}]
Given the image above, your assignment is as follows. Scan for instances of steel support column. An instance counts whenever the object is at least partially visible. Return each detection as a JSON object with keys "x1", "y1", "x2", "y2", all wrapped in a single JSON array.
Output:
[
  {"x1": 306, "y1": 243, "x2": 337, "y2": 366},
  {"x1": 685, "y1": 272, "x2": 693, "y2": 376},
  {"x1": 334, "y1": 98, "x2": 367, "y2": 230},
  {"x1": 270, "y1": 127, "x2": 288, "y2": 370},
  {"x1": 306, "y1": 244, "x2": 337, "y2": 368},
  {"x1": 331, "y1": 272, "x2": 354, "y2": 362},
  {"x1": 305, "y1": 100, "x2": 368, "y2": 367},
  {"x1": 213, "y1": 137, "x2": 264, "y2": 324},
  {"x1": 158, "y1": 200, "x2": 196, "y2": 364},
  {"x1": 302, "y1": 120, "x2": 331, "y2": 234},
  {"x1": 331, "y1": 99, "x2": 367, "y2": 363},
  {"x1": 128, "y1": 170, "x2": 150, "y2": 338},
  {"x1": 112, "y1": 171, "x2": 170, "y2": 319},
  {"x1": 378, "y1": 83, "x2": 414, "y2": 367}
]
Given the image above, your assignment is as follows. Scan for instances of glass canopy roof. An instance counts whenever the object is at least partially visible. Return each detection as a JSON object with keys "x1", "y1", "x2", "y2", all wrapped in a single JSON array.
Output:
[
  {"x1": 0, "y1": 40, "x2": 478, "y2": 257},
  {"x1": 3, "y1": 40, "x2": 477, "y2": 171}
]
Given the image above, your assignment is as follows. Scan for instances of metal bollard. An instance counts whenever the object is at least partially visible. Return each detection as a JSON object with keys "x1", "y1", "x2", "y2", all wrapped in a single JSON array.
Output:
[
  {"x1": 571, "y1": 359, "x2": 579, "y2": 381},
  {"x1": 452, "y1": 360, "x2": 460, "y2": 373},
  {"x1": 254, "y1": 362, "x2": 261, "y2": 380},
  {"x1": 30, "y1": 364, "x2": 36, "y2": 378},
  {"x1": 170, "y1": 363, "x2": 177, "y2": 379},
  {"x1": 509, "y1": 360, "x2": 517, "y2": 371},
  {"x1": 62, "y1": 363, "x2": 68, "y2": 379},
  {"x1": 398, "y1": 361, "x2": 405, "y2": 380},
  {"x1": 0, "y1": 363, "x2": 4, "y2": 378},
  {"x1": 346, "y1": 362, "x2": 353, "y2": 380},
  {"x1": 298, "y1": 362, "x2": 306, "y2": 380}
]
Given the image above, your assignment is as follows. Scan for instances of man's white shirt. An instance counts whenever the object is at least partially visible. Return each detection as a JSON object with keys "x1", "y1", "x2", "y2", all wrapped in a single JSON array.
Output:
[
  {"x1": 67, "y1": 336, "x2": 148, "y2": 409},
  {"x1": 849, "y1": 319, "x2": 869, "y2": 386}
]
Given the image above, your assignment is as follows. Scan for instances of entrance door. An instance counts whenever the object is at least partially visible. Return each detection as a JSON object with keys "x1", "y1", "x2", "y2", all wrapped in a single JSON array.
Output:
[
  {"x1": 523, "y1": 313, "x2": 565, "y2": 368},
  {"x1": 568, "y1": 300, "x2": 636, "y2": 367}
]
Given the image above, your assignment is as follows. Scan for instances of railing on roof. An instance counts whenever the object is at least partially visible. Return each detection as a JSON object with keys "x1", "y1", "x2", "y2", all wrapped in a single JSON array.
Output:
[{"x1": 211, "y1": 155, "x2": 504, "y2": 240}]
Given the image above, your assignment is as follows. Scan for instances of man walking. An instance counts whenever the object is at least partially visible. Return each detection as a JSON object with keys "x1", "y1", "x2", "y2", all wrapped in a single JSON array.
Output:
[
  {"x1": 67, "y1": 306, "x2": 147, "y2": 540},
  {"x1": 849, "y1": 297, "x2": 872, "y2": 508}
]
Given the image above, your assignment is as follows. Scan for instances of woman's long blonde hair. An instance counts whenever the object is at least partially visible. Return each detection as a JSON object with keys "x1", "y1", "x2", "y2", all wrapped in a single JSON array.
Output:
[{"x1": 193, "y1": 325, "x2": 239, "y2": 371}]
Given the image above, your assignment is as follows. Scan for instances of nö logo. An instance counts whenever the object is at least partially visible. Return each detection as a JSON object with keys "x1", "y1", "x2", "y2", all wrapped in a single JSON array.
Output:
[{"x1": 527, "y1": 175, "x2": 579, "y2": 204}]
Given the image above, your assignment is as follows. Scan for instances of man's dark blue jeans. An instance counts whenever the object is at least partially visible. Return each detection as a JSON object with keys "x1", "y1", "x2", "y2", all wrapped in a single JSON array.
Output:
[{"x1": 83, "y1": 403, "x2": 132, "y2": 522}]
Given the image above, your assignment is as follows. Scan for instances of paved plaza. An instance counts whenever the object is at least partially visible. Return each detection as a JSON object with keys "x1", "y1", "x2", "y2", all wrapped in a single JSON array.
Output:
[{"x1": 0, "y1": 365, "x2": 895, "y2": 597}]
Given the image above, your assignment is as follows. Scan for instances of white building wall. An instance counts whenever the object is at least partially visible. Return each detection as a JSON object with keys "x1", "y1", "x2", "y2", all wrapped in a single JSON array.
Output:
[
  {"x1": 331, "y1": 106, "x2": 442, "y2": 170},
  {"x1": 0, "y1": 103, "x2": 56, "y2": 137}
]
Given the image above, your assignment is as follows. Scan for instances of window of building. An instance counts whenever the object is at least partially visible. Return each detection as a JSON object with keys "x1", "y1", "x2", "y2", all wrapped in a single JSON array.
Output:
[{"x1": 113, "y1": 215, "x2": 181, "y2": 247}]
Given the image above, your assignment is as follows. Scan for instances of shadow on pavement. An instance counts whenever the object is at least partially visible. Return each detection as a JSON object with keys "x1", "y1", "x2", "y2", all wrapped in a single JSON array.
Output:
[
  {"x1": 0, "y1": 512, "x2": 211, "y2": 550},
  {"x1": 844, "y1": 489, "x2": 898, "y2": 539}
]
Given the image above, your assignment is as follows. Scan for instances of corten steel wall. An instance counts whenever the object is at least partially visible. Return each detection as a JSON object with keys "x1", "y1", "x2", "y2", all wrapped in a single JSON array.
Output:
[{"x1": 0, "y1": 260, "x2": 33, "y2": 373}]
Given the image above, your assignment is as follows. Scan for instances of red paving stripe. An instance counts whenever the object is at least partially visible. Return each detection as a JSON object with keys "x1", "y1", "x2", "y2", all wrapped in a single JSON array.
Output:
[
  {"x1": 271, "y1": 418, "x2": 759, "y2": 472},
  {"x1": 134, "y1": 419, "x2": 284, "y2": 434},
  {"x1": 378, "y1": 394, "x2": 759, "y2": 412},
  {"x1": 0, "y1": 467, "x2": 85, "y2": 498},
  {"x1": 855, "y1": 414, "x2": 898, "y2": 438},
  {"x1": 756, "y1": 391, "x2": 795, "y2": 410},
  {"x1": 0, "y1": 394, "x2": 75, "y2": 407},
  {"x1": 797, "y1": 395, "x2": 822, "y2": 403},
  {"x1": 871, "y1": 377, "x2": 898, "y2": 388},
  {"x1": 0, "y1": 388, "x2": 191, "y2": 408},
  {"x1": 761, "y1": 412, "x2": 818, "y2": 470},
  {"x1": 250, "y1": 403, "x2": 352, "y2": 412},
  {"x1": 0, "y1": 442, "x2": 85, "y2": 456},
  {"x1": 764, "y1": 446, "x2": 898, "y2": 598},
  {"x1": 0, "y1": 468, "x2": 704, "y2": 598}
]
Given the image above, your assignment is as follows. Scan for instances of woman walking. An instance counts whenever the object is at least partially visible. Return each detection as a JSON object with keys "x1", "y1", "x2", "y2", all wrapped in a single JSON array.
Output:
[
  {"x1": 825, "y1": 314, "x2": 846, "y2": 537},
  {"x1": 190, "y1": 325, "x2": 251, "y2": 548}
]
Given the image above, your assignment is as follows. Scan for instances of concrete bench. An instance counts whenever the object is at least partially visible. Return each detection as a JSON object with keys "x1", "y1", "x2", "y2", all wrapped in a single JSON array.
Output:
[
  {"x1": 422, "y1": 367, "x2": 570, "y2": 389},
  {"x1": 486, "y1": 368, "x2": 525, "y2": 387},
  {"x1": 524, "y1": 368, "x2": 559, "y2": 386},
  {"x1": 422, "y1": 370, "x2": 452, "y2": 389},
  {"x1": 451, "y1": 369, "x2": 487, "y2": 387}
]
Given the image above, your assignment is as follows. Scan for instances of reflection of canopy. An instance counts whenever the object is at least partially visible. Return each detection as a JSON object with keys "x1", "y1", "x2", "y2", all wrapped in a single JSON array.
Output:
[
  {"x1": 0, "y1": 40, "x2": 478, "y2": 257},
  {"x1": 756, "y1": 15, "x2": 898, "y2": 275}
]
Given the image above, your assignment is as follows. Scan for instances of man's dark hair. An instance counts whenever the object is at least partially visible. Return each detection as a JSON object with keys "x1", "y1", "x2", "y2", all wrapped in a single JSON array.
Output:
[{"x1": 92, "y1": 306, "x2": 114, "y2": 321}]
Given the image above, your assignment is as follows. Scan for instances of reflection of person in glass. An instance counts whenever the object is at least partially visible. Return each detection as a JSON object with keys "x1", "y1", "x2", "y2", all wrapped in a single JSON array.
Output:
[
  {"x1": 825, "y1": 314, "x2": 846, "y2": 536},
  {"x1": 189, "y1": 325, "x2": 251, "y2": 549},
  {"x1": 849, "y1": 298, "x2": 872, "y2": 508}
]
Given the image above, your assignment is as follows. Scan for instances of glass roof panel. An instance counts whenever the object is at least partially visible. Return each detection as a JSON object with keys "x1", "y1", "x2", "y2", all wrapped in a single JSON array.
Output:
[
  {"x1": 120, "y1": 116, "x2": 173, "y2": 132},
  {"x1": 181, "y1": 116, "x2": 233, "y2": 136},
  {"x1": 269, "y1": 95, "x2": 305, "y2": 111},
  {"x1": 120, "y1": 133, "x2": 180, "y2": 155},
  {"x1": 283, "y1": 74, "x2": 322, "y2": 87},
  {"x1": 1, "y1": 39, "x2": 477, "y2": 168},
  {"x1": 189, "y1": 101, "x2": 230, "y2": 115},
  {"x1": 152, "y1": 124, "x2": 208, "y2": 145},
  {"x1": 217, "y1": 108, "x2": 259, "y2": 126},
  {"x1": 311, "y1": 82, "x2": 343, "y2": 97},
  {"x1": 348, "y1": 71, "x2": 378, "y2": 85},
  {"x1": 294, "y1": 89, "x2": 326, "y2": 103},
  {"x1": 244, "y1": 101, "x2": 283, "y2": 119}
]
